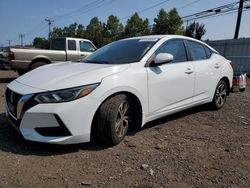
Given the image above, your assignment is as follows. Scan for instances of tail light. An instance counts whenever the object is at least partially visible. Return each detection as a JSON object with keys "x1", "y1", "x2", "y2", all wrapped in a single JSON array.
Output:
[{"x1": 8, "y1": 51, "x2": 15, "y2": 61}]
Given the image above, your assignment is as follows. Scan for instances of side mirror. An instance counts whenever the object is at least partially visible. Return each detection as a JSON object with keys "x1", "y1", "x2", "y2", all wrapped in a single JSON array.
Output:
[
  {"x1": 153, "y1": 53, "x2": 173, "y2": 66},
  {"x1": 90, "y1": 48, "x2": 96, "y2": 52}
]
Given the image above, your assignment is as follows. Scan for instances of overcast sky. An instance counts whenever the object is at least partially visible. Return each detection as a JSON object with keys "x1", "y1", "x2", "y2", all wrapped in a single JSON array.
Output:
[{"x1": 0, "y1": 0, "x2": 249, "y2": 46}]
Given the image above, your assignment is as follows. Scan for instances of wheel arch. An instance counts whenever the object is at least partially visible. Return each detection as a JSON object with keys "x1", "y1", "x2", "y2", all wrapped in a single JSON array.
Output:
[
  {"x1": 220, "y1": 76, "x2": 230, "y2": 95},
  {"x1": 90, "y1": 90, "x2": 144, "y2": 142},
  {"x1": 29, "y1": 57, "x2": 51, "y2": 70}
]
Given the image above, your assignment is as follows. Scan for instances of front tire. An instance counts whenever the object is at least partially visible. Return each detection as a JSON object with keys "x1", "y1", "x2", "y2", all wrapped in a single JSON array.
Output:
[
  {"x1": 95, "y1": 94, "x2": 131, "y2": 145},
  {"x1": 211, "y1": 80, "x2": 228, "y2": 109}
]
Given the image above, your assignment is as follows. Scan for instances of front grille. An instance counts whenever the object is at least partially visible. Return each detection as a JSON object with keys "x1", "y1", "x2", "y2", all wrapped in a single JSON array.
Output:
[
  {"x1": 5, "y1": 88, "x2": 36, "y2": 127},
  {"x1": 8, "y1": 112, "x2": 21, "y2": 128},
  {"x1": 5, "y1": 88, "x2": 23, "y2": 118}
]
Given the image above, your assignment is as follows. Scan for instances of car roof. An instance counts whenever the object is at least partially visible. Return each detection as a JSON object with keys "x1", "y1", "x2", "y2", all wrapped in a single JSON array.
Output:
[
  {"x1": 124, "y1": 35, "x2": 201, "y2": 41},
  {"x1": 121, "y1": 35, "x2": 218, "y2": 53}
]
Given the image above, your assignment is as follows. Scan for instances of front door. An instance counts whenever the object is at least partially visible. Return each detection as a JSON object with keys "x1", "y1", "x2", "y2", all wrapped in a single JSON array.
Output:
[
  {"x1": 79, "y1": 40, "x2": 96, "y2": 59},
  {"x1": 147, "y1": 39, "x2": 195, "y2": 115}
]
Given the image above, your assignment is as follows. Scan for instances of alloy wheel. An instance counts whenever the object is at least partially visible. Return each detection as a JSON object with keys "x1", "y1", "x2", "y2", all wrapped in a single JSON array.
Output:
[
  {"x1": 115, "y1": 100, "x2": 129, "y2": 138},
  {"x1": 215, "y1": 83, "x2": 227, "y2": 107}
]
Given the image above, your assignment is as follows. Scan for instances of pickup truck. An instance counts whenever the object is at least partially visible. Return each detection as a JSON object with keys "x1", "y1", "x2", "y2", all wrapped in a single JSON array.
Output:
[{"x1": 8, "y1": 37, "x2": 96, "y2": 75}]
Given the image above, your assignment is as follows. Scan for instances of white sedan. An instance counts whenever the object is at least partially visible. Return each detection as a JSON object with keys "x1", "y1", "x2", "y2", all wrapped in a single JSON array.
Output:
[{"x1": 5, "y1": 35, "x2": 233, "y2": 145}]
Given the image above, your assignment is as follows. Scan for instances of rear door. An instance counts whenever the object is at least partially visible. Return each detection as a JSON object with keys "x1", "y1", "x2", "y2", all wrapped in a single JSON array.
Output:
[
  {"x1": 147, "y1": 39, "x2": 195, "y2": 115},
  {"x1": 186, "y1": 40, "x2": 221, "y2": 100}
]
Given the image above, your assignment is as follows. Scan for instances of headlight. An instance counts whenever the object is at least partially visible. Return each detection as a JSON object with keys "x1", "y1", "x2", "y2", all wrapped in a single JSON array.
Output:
[{"x1": 34, "y1": 83, "x2": 99, "y2": 103}]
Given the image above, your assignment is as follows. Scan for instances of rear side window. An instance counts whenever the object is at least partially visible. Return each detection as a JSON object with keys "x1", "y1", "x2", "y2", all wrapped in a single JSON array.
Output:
[
  {"x1": 68, "y1": 40, "x2": 76, "y2": 51},
  {"x1": 204, "y1": 46, "x2": 213, "y2": 58},
  {"x1": 187, "y1": 40, "x2": 207, "y2": 61},
  {"x1": 50, "y1": 38, "x2": 65, "y2": 51},
  {"x1": 79, "y1": 41, "x2": 96, "y2": 52},
  {"x1": 156, "y1": 39, "x2": 188, "y2": 63}
]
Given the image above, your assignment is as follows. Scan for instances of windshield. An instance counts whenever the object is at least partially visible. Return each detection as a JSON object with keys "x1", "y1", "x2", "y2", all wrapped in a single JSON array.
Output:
[{"x1": 83, "y1": 38, "x2": 159, "y2": 64}]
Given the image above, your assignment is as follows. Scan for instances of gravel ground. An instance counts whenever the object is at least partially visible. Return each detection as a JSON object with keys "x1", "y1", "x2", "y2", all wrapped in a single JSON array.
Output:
[{"x1": 0, "y1": 70, "x2": 249, "y2": 188}]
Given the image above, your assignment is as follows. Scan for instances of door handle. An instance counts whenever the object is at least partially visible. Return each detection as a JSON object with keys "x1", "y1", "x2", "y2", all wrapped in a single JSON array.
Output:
[
  {"x1": 185, "y1": 67, "x2": 194, "y2": 74},
  {"x1": 214, "y1": 63, "x2": 220, "y2": 69}
]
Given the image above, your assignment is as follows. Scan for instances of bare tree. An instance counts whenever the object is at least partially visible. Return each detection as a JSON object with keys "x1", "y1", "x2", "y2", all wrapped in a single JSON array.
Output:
[{"x1": 184, "y1": 21, "x2": 206, "y2": 40}]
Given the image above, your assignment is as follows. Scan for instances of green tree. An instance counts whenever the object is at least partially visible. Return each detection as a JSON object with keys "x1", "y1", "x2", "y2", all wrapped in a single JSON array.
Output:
[
  {"x1": 153, "y1": 8, "x2": 183, "y2": 35},
  {"x1": 168, "y1": 8, "x2": 183, "y2": 34},
  {"x1": 184, "y1": 21, "x2": 206, "y2": 40},
  {"x1": 85, "y1": 17, "x2": 104, "y2": 47},
  {"x1": 125, "y1": 13, "x2": 149, "y2": 37},
  {"x1": 76, "y1": 24, "x2": 85, "y2": 38},
  {"x1": 66, "y1": 22, "x2": 78, "y2": 37},
  {"x1": 33, "y1": 37, "x2": 49, "y2": 49},
  {"x1": 51, "y1": 23, "x2": 85, "y2": 38},
  {"x1": 152, "y1": 9, "x2": 169, "y2": 34},
  {"x1": 51, "y1": 28, "x2": 64, "y2": 38},
  {"x1": 104, "y1": 15, "x2": 124, "y2": 43}
]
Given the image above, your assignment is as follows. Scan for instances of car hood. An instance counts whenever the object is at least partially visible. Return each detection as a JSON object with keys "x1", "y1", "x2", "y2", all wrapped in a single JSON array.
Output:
[{"x1": 15, "y1": 61, "x2": 129, "y2": 91}]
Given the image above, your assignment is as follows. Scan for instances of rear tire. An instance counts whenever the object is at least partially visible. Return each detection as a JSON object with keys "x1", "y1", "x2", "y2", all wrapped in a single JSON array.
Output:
[
  {"x1": 17, "y1": 69, "x2": 27, "y2": 76},
  {"x1": 30, "y1": 61, "x2": 47, "y2": 70},
  {"x1": 211, "y1": 80, "x2": 228, "y2": 110},
  {"x1": 95, "y1": 94, "x2": 131, "y2": 145}
]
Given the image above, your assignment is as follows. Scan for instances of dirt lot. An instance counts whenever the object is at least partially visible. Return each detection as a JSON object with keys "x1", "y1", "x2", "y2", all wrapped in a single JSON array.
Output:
[{"x1": 0, "y1": 70, "x2": 249, "y2": 188}]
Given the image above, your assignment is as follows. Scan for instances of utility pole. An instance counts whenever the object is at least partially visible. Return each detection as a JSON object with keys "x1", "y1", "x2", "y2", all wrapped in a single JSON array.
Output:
[
  {"x1": 45, "y1": 18, "x2": 54, "y2": 40},
  {"x1": 234, "y1": 0, "x2": 244, "y2": 39},
  {"x1": 7, "y1": 40, "x2": 11, "y2": 48},
  {"x1": 19, "y1": 34, "x2": 25, "y2": 46}
]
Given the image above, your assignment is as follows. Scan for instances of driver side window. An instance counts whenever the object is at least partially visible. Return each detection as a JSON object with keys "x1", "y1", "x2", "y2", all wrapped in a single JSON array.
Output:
[
  {"x1": 156, "y1": 39, "x2": 188, "y2": 63},
  {"x1": 79, "y1": 41, "x2": 96, "y2": 52}
]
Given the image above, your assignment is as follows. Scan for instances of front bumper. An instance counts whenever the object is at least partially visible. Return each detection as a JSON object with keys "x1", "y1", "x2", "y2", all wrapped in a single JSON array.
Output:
[
  {"x1": 5, "y1": 82, "x2": 101, "y2": 145},
  {"x1": 0, "y1": 59, "x2": 11, "y2": 70}
]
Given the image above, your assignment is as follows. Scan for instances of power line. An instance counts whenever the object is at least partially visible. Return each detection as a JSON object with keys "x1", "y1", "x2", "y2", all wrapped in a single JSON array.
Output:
[
  {"x1": 177, "y1": 0, "x2": 201, "y2": 11},
  {"x1": 21, "y1": 1, "x2": 104, "y2": 37},
  {"x1": 189, "y1": 9, "x2": 244, "y2": 21},
  {"x1": 148, "y1": 0, "x2": 202, "y2": 22},
  {"x1": 24, "y1": 22, "x2": 46, "y2": 36},
  {"x1": 51, "y1": 0, "x2": 104, "y2": 20},
  {"x1": 182, "y1": 2, "x2": 238, "y2": 21},
  {"x1": 17, "y1": 0, "x2": 114, "y2": 40},
  {"x1": 120, "y1": 0, "x2": 171, "y2": 21},
  {"x1": 182, "y1": 0, "x2": 250, "y2": 22},
  {"x1": 52, "y1": 0, "x2": 119, "y2": 22}
]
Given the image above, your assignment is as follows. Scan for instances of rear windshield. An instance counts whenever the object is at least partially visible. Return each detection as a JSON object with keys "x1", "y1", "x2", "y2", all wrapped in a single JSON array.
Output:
[
  {"x1": 50, "y1": 38, "x2": 65, "y2": 51},
  {"x1": 83, "y1": 38, "x2": 159, "y2": 64}
]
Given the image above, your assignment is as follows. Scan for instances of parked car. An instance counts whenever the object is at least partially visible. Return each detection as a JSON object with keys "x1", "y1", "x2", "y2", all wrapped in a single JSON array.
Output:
[
  {"x1": 5, "y1": 35, "x2": 233, "y2": 145},
  {"x1": 0, "y1": 47, "x2": 11, "y2": 70},
  {"x1": 7, "y1": 37, "x2": 96, "y2": 75}
]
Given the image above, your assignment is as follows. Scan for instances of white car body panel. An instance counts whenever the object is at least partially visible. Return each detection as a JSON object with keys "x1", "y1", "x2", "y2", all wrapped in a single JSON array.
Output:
[
  {"x1": 16, "y1": 61, "x2": 129, "y2": 91},
  {"x1": 147, "y1": 61, "x2": 195, "y2": 115},
  {"x1": 20, "y1": 95, "x2": 101, "y2": 144},
  {"x1": 4, "y1": 35, "x2": 233, "y2": 144}
]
